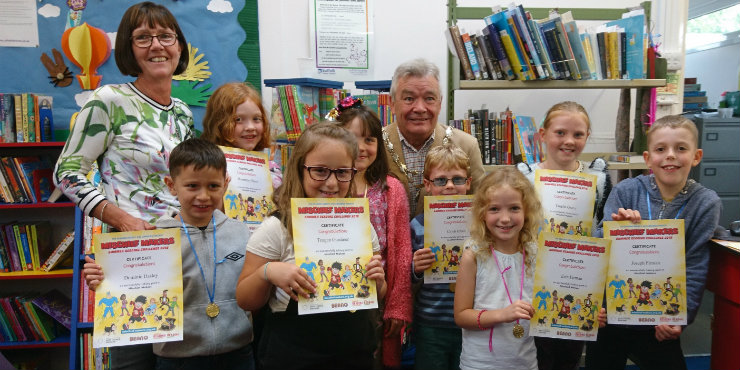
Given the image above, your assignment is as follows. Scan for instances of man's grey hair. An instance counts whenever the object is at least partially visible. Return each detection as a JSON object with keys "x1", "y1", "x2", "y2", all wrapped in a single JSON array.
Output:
[{"x1": 390, "y1": 58, "x2": 440, "y2": 99}]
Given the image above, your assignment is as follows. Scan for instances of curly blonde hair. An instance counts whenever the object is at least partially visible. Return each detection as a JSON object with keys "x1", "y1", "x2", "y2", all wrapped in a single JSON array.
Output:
[
  {"x1": 470, "y1": 167, "x2": 542, "y2": 274},
  {"x1": 201, "y1": 82, "x2": 271, "y2": 151}
]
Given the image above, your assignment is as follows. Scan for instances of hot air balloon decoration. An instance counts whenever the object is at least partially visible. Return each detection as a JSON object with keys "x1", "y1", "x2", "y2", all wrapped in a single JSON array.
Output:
[{"x1": 61, "y1": 22, "x2": 111, "y2": 90}]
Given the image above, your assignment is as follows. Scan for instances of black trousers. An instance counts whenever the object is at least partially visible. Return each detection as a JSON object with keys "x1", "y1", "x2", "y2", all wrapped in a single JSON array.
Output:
[{"x1": 585, "y1": 325, "x2": 687, "y2": 370}]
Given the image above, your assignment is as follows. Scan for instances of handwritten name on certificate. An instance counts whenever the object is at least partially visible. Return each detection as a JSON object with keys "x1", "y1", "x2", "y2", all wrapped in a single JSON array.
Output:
[
  {"x1": 535, "y1": 170, "x2": 597, "y2": 236},
  {"x1": 291, "y1": 198, "x2": 378, "y2": 315},
  {"x1": 604, "y1": 220, "x2": 687, "y2": 325},
  {"x1": 92, "y1": 229, "x2": 183, "y2": 348},
  {"x1": 423, "y1": 195, "x2": 473, "y2": 284},
  {"x1": 531, "y1": 232, "x2": 611, "y2": 341},
  {"x1": 220, "y1": 146, "x2": 274, "y2": 233}
]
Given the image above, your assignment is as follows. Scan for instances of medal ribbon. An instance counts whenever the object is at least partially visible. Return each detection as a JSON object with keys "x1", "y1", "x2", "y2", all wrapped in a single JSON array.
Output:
[
  {"x1": 181, "y1": 216, "x2": 219, "y2": 311},
  {"x1": 488, "y1": 245, "x2": 526, "y2": 352}
]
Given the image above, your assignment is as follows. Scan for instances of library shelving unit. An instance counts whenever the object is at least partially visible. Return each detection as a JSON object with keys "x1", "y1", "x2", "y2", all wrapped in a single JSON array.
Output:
[
  {"x1": 69, "y1": 207, "x2": 89, "y2": 370},
  {"x1": 445, "y1": 0, "x2": 666, "y2": 121},
  {"x1": 0, "y1": 141, "x2": 75, "y2": 367}
]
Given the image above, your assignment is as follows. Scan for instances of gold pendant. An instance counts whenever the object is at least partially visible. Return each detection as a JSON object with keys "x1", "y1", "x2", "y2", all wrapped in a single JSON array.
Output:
[
  {"x1": 513, "y1": 323, "x2": 524, "y2": 338},
  {"x1": 206, "y1": 302, "x2": 220, "y2": 318}
]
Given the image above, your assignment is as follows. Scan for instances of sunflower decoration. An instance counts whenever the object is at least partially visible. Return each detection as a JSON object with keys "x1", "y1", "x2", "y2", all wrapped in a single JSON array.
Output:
[{"x1": 173, "y1": 43, "x2": 212, "y2": 82}]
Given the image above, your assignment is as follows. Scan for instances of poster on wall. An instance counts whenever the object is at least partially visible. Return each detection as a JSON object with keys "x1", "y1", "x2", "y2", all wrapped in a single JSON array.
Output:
[
  {"x1": 0, "y1": 0, "x2": 39, "y2": 47},
  {"x1": 309, "y1": 0, "x2": 374, "y2": 79}
]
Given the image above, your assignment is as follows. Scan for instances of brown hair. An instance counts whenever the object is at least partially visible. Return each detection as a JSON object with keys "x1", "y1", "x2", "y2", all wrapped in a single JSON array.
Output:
[
  {"x1": 115, "y1": 2, "x2": 189, "y2": 77},
  {"x1": 336, "y1": 104, "x2": 389, "y2": 189},
  {"x1": 542, "y1": 101, "x2": 591, "y2": 133},
  {"x1": 423, "y1": 144, "x2": 471, "y2": 178},
  {"x1": 646, "y1": 115, "x2": 699, "y2": 147},
  {"x1": 470, "y1": 167, "x2": 542, "y2": 275},
  {"x1": 168, "y1": 138, "x2": 227, "y2": 178},
  {"x1": 273, "y1": 121, "x2": 358, "y2": 238},
  {"x1": 201, "y1": 82, "x2": 271, "y2": 151}
]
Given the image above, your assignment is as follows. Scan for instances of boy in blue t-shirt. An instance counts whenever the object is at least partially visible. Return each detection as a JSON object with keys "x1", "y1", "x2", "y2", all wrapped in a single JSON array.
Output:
[
  {"x1": 410, "y1": 145, "x2": 472, "y2": 370},
  {"x1": 586, "y1": 115, "x2": 721, "y2": 370}
]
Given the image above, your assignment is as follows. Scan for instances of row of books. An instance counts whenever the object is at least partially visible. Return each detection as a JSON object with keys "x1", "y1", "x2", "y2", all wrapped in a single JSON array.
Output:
[
  {"x1": 79, "y1": 333, "x2": 111, "y2": 370},
  {"x1": 78, "y1": 274, "x2": 96, "y2": 323},
  {"x1": 0, "y1": 222, "x2": 74, "y2": 273},
  {"x1": 270, "y1": 86, "x2": 349, "y2": 143},
  {"x1": 683, "y1": 78, "x2": 708, "y2": 111},
  {"x1": 352, "y1": 93, "x2": 395, "y2": 127},
  {"x1": 449, "y1": 108, "x2": 543, "y2": 165},
  {"x1": 449, "y1": 5, "x2": 648, "y2": 81},
  {"x1": 0, "y1": 289, "x2": 71, "y2": 343},
  {"x1": 0, "y1": 93, "x2": 55, "y2": 143},
  {"x1": 0, "y1": 155, "x2": 55, "y2": 204}
]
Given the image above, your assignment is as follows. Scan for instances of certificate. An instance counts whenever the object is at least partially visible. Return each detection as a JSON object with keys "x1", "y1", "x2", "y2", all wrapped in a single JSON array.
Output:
[
  {"x1": 92, "y1": 229, "x2": 183, "y2": 348},
  {"x1": 220, "y1": 146, "x2": 274, "y2": 233},
  {"x1": 604, "y1": 220, "x2": 687, "y2": 325},
  {"x1": 535, "y1": 170, "x2": 597, "y2": 236},
  {"x1": 531, "y1": 232, "x2": 611, "y2": 341},
  {"x1": 422, "y1": 195, "x2": 473, "y2": 284},
  {"x1": 291, "y1": 198, "x2": 378, "y2": 315}
]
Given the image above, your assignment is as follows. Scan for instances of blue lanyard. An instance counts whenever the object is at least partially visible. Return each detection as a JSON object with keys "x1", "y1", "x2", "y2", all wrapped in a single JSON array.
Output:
[
  {"x1": 180, "y1": 216, "x2": 219, "y2": 304},
  {"x1": 646, "y1": 191, "x2": 686, "y2": 220}
]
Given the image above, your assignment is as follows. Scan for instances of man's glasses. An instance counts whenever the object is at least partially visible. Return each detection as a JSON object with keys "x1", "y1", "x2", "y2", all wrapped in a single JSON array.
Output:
[
  {"x1": 428, "y1": 176, "x2": 468, "y2": 187},
  {"x1": 303, "y1": 165, "x2": 357, "y2": 182},
  {"x1": 131, "y1": 33, "x2": 178, "y2": 48}
]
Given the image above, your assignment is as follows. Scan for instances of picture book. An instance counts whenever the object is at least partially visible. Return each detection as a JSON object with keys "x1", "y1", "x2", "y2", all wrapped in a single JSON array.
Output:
[
  {"x1": 604, "y1": 220, "x2": 687, "y2": 325},
  {"x1": 422, "y1": 195, "x2": 473, "y2": 284},
  {"x1": 31, "y1": 289, "x2": 72, "y2": 330},
  {"x1": 92, "y1": 228, "x2": 184, "y2": 348},
  {"x1": 531, "y1": 232, "x2": 610, "y2": 341},
  {"x1": 514, "y1": 115, "x2": 542, "y2": 164},
  {"x1": 291, "y1": 197, "x2": 378, "y2": 315}
]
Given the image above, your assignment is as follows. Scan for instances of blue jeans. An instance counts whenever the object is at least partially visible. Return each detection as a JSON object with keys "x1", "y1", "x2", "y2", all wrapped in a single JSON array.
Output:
[
  {"x1": 155, "y1": 345, "x2": 255, "y2": 370},
  {"x1": 413, "y1": 323, "x2": 462, "y2": 370}
]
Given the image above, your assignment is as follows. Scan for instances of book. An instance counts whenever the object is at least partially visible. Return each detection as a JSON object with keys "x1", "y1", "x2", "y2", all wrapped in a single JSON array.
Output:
[
  {"x1": 482, "y1": 23, "x2": 516, "y2": 80},
  {"x1": 499, "y1": 29, "x2": 528, "y2": 81},
  {"x1": 2, "y1": 224, "x2": 22, "y2": 271},
  {"x1": 1, "y1": 297, "x2": 27, "y2": 341},
  {"x1": 32, "y1": 289, "x2": 72, "y2": 330},
  {"x1": 561, "y1": 11, "x2": 591, "y2": 80},
  {"x1": 1, "y1": 157, "x2": 29, "y2": 202},
  {"x1": 15, "y1": 224, "x2": 33, "y2": 271},
  {"x1": 27, "y1": 94, "x2": 36, "y2": 143},
  {"x1": 596, "y1": 32, "x2": 609, "y2": 79},
  {"x1": 527, "y1": 16, "x2": 558, "y2": 80},
  {"x1": 37, "y1": 95, "x2": 54, "y2": 142},
  {"x1": 486, "y1": 9, "x2": 531, "y2": 80},
  {"x1": 1, "y1": 94, "x2": 15, "y2": 143},
  {"x1": 0, "y1": 229, "x2": 9, "y2": 272},
  {"x1": 551, "y1": 16, "x2": 581, "y2": 80},
  {"x1": 511, "y1": 5, "x2": 547, "y2": 79},
  {"x1": 41, "y1": 230, "x2": 75, "y2": 271},
  {"x1": 461, "y1": 31, "x2": 483, "y2": 80},
  {"x1": 506, "y1": 10, "x2": 537, "y2": 79},
  {"x1": 13, "y1": 95, "x2": 23, "y2": 142},
  {"x1": 514, "y1": 116, "x2": 541, "y2": 164},
  {"x1": 540, "y1": 22, "x2": 570, "y2": 79},
  {"x1": 606, "y1": 12, "x2": 646, "y2": 80},
  {"x1": 448, "y1": 25, "x2": 475, "y2": 80},
  {"x1": 470, "y1": 34, "x2": 490, "y2": 80},
  {"x1": 476, "y1": 34, "x2": 503, "y2": 80},
  {"x1": 30, "y1": 222, "x2": 53, "y2": 270}
]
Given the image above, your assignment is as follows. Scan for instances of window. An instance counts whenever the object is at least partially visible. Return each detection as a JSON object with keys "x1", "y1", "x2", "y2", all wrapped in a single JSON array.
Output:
[{"x1": 686, "y1": 4, "x2": 740, "y2": 51}]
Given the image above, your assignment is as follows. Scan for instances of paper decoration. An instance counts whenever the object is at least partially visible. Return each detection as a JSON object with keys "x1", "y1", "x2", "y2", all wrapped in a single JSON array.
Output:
[
  {"x1": 173, "y1": 43, "x2": 212, "y2": 82},
  {"x1": 40, "y1": 48, "x2": 73, "y2": 87},
  {"x1": 61, "y1": 22, "x2": 111, "y2": 90}
]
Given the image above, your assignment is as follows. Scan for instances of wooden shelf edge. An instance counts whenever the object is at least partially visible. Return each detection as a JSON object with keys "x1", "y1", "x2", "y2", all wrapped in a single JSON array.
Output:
[
  {"x1": 0, "y1": 269, "x2": 74, "y2": 279},
  {"x1": 458, "y1": 79, "x2": 666, "y2": 90}
]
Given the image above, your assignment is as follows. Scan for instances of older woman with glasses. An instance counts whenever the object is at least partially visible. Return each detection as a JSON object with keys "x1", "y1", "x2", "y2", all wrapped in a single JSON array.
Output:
[{"x1": 53, "y1": 2, "x2": 193, "y2": 369}]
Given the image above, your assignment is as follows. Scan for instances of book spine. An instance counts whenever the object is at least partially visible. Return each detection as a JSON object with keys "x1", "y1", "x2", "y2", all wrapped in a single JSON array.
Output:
[
  {"x1": 553, "y1": 19, "x2": 581, "y2": 80},
  {"x1": 0, "y1": 93, "x2": 4, "y2": 144},
  {"x1": 527, "y1": 18, "x2": 557, "y2": 80},
  {"x1": 4, "y1": 225, "x2": 21, "y2": 271},
  {"x1": 506, "y1": 14, "x2": 536, "y2": 80},
  {"x1": 290, "y1": 85, "x2": 307, "y2": 133},
  {"x1": 30, "y1": 224, "x2": 39, "y2": 270},
  {"x1": 563, "y1": 20, "x2": 592, "y2": 80},
  {"x1": 485, "y1": 24, "x2": 515, "y2": 80},
  {"x1": 460, "y1": 32, "x2": 482, "y2": 80},
  {"x1": 476, "y1": 34, "x2": 501, "y2": 80},
  {"x1": 0, "y1": 159, "x2": 15, "y2": 203},
  {"x1": 28, "y1": 94, "x2": 36, "y2": 143},
  {"x1": 512, "y1": 7, "x2": 546, "y2": 79},
  {"x1": 581, "y1": 33, "x2": 600, "y2": 80},
  {"x1": 449, "y1": 25, "x2": 474, "y2": 80},
  {"x1": 1, "y1": 297, "x2": 27, "y2": 341},
  {"x1": 38, "y1": 96, "x2": 53, "y2": 142},
  {"x1": 0, "y1": 229, "x2": 9, "y2": 272},
  {"x1": 2, "y1": 94, "x2": 14, "y2": 143},
  {"x1": 597, "y1": 32, "x2": 609, "y2": 79},
  {"x1": 499, "y1": 30, "x2": 527, "y2": 81},
  {"x1": 33, "y1": 95, "x2": 41, "y2": 142},
  {"x1": 12, "y1": 157, "x2": 36, "y2": 203},
  {"x1": 42, "y1": 231, "x2": 75, "y2": 271},
  {"x1": 0, "y1": 303, "x2": 17, "y2": 341},
  {"x1": 620, "y1": 31, "x2": 627, "y2": 79},
  {"x1": 470, "y1": 35, "x2": 490, "y2": 80},
  {"x1": 15, "y1": 224, "x2": 32, "y2": 271},
  {"x1": 12, "y1": 297, "x2": 41, "y2": 341},
  {"x1": 21, "y1": 93, "x2": 29, "y2": 143},
  {"x1": 2, "y1": 157, "x2": 28, "y2": 202},
  {"x1": 608, "y1": 32, "x2": 619, "y2": 80},
  {"x1": 14, "y1": 95, "x2": 23, "y2": 143},
  {"x1": 543, "y1": 28, "x2": 570, "y2": 79}
]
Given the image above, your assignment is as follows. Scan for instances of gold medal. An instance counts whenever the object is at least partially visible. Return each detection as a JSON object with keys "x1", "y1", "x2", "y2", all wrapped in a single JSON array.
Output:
[
  {"x1": 206, "y1": 302, "x2": 220, "y2": 318},
  {"x1": 513, "y1": 323, "x2": 524, "y2": 338}
]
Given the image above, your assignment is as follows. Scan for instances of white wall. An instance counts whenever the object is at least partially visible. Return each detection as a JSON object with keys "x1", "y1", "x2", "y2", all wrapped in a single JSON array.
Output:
[
  {"x1": 685, "y1": 42, "x2": 740, "y2": 108},
  {"x1": 257, "y1": 0, "x2": 681, "y2": 153}
]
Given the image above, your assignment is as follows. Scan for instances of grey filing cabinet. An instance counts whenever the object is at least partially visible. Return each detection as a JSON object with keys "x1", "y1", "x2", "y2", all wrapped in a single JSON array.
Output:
[{"x1": 690, "y1": 116, "x2": 740, "y2": 228}]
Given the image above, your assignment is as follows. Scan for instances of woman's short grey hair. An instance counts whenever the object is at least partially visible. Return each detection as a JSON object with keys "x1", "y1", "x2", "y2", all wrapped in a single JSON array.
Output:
[{"x1": 390, "y1": 58, "x2": 440, "y2": 99}]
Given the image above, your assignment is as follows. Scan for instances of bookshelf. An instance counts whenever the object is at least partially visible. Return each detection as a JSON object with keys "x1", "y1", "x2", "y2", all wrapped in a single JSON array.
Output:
[{"x1": 0, "y1": 142, "x2": 75, "y2": 368}]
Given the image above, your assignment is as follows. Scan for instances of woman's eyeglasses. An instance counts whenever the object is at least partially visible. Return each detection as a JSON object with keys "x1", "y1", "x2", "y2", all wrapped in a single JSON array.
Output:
[
  {"x1": 303, "y1": 165, "x2": 357, "y2": 182},
  {"x1": 428, "y1": 176, "x2": 468, "y2": 187},
  {"x1": 131, "y1": 33, "x2": 178, "y2": 48}
]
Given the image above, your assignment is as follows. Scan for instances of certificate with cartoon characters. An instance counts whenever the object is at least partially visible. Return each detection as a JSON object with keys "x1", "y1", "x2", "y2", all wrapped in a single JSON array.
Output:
[
  {"x1": 535, "y1": 170, "x2": 597, "y2": 236},
  {"x1": 604, "y1": 220, "x2": 687, "y2": 325},
  {"x1": 530, "y1": 232, "x2": 611, "y2": 341},
  {"x1": 220, "y1": 146, "x2": 274, "y2": 233},
  {"x1": 423, "y1": 195, "x2": 473, "y2": 284},
  {"x1": 291, "y1": 198, "x2": 378, "y2": 315},
  {"x1": 92, "y1": 229, "x2": 183, "y2": 348}
]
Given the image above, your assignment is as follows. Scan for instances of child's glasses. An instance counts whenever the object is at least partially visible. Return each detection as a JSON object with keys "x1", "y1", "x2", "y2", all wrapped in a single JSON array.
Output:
[
  {"x1": 429, "y1": 176, "x2": 468, "y2": 187},
  {"x1": 303, "y1": 165, "x2": 357, "y2": 182}
]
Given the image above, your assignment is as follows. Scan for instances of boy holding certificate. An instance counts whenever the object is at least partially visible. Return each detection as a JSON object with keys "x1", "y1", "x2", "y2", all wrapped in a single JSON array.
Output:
[
  {"x1": 410, "y1": 144, "x2": 472, "y2": 370},
  {"x1": 84, "y1": 139, "x2": 255, "y2": 369},
  {"x1": 586, "y1": 115, "x2": 721, "y2": 370}
]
